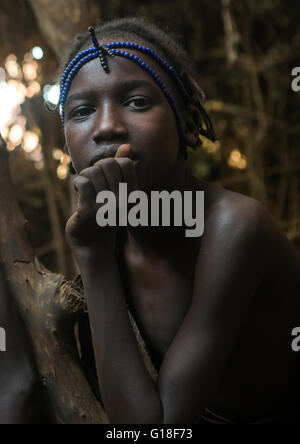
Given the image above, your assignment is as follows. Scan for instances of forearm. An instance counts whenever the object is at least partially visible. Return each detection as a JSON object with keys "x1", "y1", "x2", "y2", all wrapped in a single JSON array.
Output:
[{"x1": 78, "y1": 251, "x2": 163, "y2": 424}]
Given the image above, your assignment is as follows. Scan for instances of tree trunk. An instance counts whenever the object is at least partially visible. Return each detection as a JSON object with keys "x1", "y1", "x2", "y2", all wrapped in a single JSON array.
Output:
[
  {"x1": 29, "y1": 0, "x2": 101, "y2": 59},
  {"x1": 0, "y1": 136, "x2": 108, "y2": 424}
]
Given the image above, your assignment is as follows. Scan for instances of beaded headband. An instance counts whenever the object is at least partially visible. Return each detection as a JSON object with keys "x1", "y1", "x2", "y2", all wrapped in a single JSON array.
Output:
[{"x1": 59, "y1": 26, "x2": 216, "y2": 151}]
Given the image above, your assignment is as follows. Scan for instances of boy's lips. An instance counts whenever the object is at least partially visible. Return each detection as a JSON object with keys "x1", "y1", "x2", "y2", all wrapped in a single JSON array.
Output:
[{"x1": 89, "y1": 144, "x2": 138, "y2": 167}]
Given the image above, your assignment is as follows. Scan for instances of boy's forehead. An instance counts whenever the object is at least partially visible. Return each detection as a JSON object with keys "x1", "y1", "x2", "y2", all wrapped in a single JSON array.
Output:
[
  {"x1": 72, "y1": 40, "x2": 182, "y2": 102},
  {"x1": 67, "y1": 60, "x2": 161, "y2": 104}
]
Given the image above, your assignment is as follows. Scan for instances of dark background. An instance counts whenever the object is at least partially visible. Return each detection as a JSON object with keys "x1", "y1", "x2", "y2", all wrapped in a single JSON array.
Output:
[{"x1": 0, "y1": 0, "x2": 299, "y2": 278}]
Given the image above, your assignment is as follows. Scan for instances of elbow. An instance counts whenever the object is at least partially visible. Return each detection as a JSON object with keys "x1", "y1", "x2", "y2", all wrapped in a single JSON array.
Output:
[
  {"x1": 109, "y1": 411, "x2": 164, "y2": 425},
  {"x1": 108, "y1": 403, "x2": 164, "y2": 425}
]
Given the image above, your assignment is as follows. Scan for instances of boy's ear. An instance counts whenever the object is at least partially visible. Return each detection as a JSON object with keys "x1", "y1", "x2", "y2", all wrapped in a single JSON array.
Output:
[{"x1": 182, "y1": 103, "x2": 202, "y2": 149}]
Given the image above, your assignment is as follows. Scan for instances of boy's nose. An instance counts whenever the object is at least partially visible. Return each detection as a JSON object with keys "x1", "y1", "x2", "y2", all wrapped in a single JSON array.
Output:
[{"x1": 92, "y1": 104, "x2": 128, "y2": 144}]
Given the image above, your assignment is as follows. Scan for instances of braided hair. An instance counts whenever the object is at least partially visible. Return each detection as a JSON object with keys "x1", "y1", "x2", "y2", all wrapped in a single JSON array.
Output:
[{"x1": 58, "y1": 16, "x2": 216, "y2": 159}]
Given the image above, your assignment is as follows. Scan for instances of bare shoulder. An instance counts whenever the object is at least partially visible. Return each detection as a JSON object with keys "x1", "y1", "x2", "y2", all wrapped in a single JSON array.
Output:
[
  {"x1": 191, "y1": 175, "x2": 269, "y2": 236},
  {"x1": 188, "y1": 174, "x2": 300, "y2": 267}
]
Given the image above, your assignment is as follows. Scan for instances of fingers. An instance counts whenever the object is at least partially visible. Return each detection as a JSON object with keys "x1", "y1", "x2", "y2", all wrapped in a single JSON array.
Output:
[
  {"x1": 114, "y1": 144, "x2": 138, "y2": 193},
  {"x1": 99, "y1": 158, "x2": 124, "y2": 197},
  {"x1": 80, "y1": 163, "x2": 108, "y2": 195},
  {"x1": 73, "y1": 176, "x2": 96, "y2": 219},
  {"x1": 113, "y1": 158, "x2": 138, "y2": 194},
  {"x1": 76, "y1": 145, "x2": 138, "y2": 198}
]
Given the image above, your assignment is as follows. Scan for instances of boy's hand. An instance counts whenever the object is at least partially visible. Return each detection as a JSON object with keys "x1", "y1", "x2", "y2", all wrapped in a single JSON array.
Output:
[{"x1": 65, "y1": 144, "x2": 138, "y2": 258}]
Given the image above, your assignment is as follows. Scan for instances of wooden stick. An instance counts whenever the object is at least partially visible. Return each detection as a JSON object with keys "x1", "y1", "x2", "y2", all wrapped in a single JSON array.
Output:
[{"x1": 0, "y1": 134, "x2": 108, "y2": 424}]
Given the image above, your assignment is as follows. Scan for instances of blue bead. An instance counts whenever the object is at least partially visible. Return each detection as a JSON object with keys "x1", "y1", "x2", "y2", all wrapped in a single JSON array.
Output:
[{"x1": 60, "y1": 40, "x2": 190, "y2": 142}]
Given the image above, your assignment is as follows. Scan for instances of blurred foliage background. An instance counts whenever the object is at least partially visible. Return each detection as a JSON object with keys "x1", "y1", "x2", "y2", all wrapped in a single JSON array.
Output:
[{"x1": 0, "y1": 0, "x2": 299, "y2": 278}]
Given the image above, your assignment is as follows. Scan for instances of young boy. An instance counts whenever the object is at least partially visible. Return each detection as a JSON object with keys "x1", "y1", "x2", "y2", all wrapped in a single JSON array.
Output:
[{"x1": 60, "y1": 18, "x2": 300, "y2": 424}]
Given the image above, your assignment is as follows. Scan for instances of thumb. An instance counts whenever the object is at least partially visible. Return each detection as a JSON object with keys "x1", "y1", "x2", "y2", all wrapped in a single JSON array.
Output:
[{"x1": 115, "y1": 143, "x2": 132, "y2": 158}]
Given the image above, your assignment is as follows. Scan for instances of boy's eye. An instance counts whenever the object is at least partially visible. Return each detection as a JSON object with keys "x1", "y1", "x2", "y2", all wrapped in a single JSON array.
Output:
[
  {"x1": 125, "y1": 97, "x2": 151, "y2": 109},
  {"x1": 69, "y1": 105, "x2": 95, "y2": 120}
]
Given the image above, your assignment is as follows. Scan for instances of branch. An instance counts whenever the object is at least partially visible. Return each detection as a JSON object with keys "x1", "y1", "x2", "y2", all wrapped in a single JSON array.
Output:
[
  {"x1": 29, "y1": 0, "x2": 101, "y2": 59},
  {"x1": 0, "y1": 135, "x2": 108, "y2": 424}
]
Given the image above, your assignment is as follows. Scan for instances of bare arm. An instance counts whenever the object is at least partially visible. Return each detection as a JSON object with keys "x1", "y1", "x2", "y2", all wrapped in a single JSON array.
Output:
[
  {"x1": 156, "y1": 198, "x2": 273, "y2": 423},
  {"x1": 79, "y1": 252, "x2": 163, "y2": 424}
]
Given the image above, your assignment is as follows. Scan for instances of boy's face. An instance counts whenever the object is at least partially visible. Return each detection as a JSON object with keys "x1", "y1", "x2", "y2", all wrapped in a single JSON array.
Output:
[{"x1": 64, "y1": 43, "x2": 185, "y2": 190}]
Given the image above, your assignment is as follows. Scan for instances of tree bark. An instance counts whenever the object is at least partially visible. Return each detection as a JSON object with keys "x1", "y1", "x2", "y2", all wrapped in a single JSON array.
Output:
[
  {"x1": 0, "y1": 136, "x2": 108, "y2": 424},
  {"x1": 29, "y1": 0, "x2": 101, "y2": 59}
]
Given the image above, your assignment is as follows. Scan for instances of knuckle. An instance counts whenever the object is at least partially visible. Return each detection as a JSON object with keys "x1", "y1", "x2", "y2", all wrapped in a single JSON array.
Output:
[
  {"x1": 74, "y1": 175, "x2": 90, "y2": 187},
  {"x1": 95, "y1": 157, "x2": 115, "y2": 167},
  {"x1": 116, "y1": 157, "x2": 132, "y2": 167},
  {"x1": 80, "y1": 168, "x2": 101, "y2": 183},
  {"x1": 79, "y1": 166, "x2": 93, "y2": 176}
]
